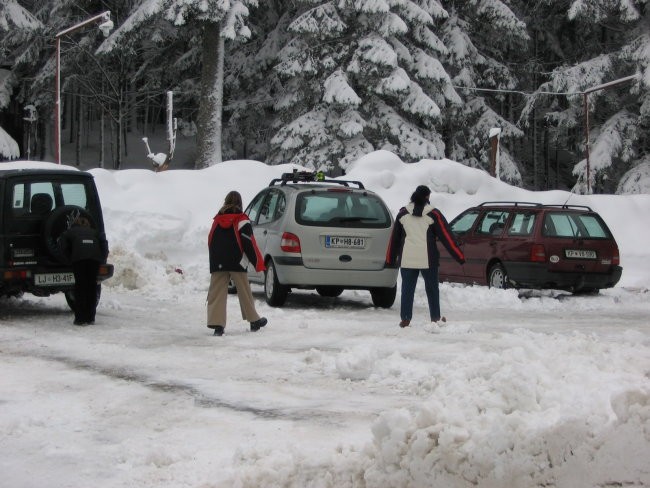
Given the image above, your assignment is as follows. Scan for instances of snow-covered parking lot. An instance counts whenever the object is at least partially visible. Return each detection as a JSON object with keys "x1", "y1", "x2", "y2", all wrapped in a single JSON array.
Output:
[
  {"x1": 1, "y1": 156, "x2": 649, "y2": 487},
  {"x1": 1, "y1": 283, "x2": 649, "y2": 487}
]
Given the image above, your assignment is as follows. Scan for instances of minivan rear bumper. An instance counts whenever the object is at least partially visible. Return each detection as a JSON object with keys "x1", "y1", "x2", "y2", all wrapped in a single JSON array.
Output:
[
  {"x1": 274, "y1": 259, "x2": 398, "y2": 288},
  {"x1": 506, "y1": 263, "x2": 622, "y2": 291}
]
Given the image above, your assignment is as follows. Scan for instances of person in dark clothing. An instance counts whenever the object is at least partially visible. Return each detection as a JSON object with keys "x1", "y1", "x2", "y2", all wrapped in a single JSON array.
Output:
[
  {"x1": 58, "y1": 216, "x2": 108, "y2": 326},
  {"x1": 387, "y1": 185, "x2": 465, "y2": 328},
  {"x1": 207, "y1": 191, "x2": 267, "y2": 336}
]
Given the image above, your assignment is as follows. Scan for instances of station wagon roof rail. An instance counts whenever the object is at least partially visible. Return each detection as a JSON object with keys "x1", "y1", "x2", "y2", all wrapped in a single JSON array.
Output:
[
  {"x1": 478, "y1": 201, "x2": 594, "y2": 211},
  {"x1": 269, "y1": 170, "x2": 365, "y2": 189}
]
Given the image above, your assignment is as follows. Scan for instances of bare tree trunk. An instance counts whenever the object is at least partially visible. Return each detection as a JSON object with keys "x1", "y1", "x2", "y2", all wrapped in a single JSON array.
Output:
[
  {"x1": 68, "y1": 90, "x2": 75, "y2": 145},
  {"x1": 100, "y1": 109, "x2": 105, "y2": 168},
  {"x1": 75, "y1": 93, "x2": 82, "y2": 166},
  {"x1": 99, "y1": 79, "x2": 105, "y2": 168},
  {"x1": 196, "y1": 20, "x2": 224, "y2": 169}
]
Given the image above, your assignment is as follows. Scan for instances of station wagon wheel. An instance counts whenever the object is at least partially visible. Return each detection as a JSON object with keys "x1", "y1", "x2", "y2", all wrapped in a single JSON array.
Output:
[
  {"x1": 64, "y1": 284, "x2": 102, "y2": 312},
  {"x1": 316, "y1": 286, "x2": 344, "y2": 298},
  {"x1": 264, "y1": 260, "x2": 289, "y2": 307},
  {"x1": 488, "y1": 263, "x2": 509, "y2": 289}
]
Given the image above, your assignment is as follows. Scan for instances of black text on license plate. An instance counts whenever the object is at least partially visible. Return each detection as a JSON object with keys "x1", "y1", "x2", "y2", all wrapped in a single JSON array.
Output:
[
  {"x1": 325, "y1": 236, "x2": 365, "y2": 248},
  {"x1": 565, "y1": 249, "x2": 596, "y2": 259},
  {"x1": 35, "y1": 272, "x2": 75, "y2": 286}
]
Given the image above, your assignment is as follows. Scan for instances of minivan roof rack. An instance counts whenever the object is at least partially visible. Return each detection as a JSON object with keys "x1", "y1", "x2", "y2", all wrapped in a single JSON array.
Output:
[
  {"x1": 479, "y1": 201, "x2": 593, "y2": 211},
  {"x1": 269, "y1": 169, "x2": 365, "y2": 189}
]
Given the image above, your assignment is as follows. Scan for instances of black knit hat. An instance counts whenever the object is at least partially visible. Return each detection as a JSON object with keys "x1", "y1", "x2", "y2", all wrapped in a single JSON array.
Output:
[{"x1": 411, "y1": 185, "x2": 431, "y2": 205}]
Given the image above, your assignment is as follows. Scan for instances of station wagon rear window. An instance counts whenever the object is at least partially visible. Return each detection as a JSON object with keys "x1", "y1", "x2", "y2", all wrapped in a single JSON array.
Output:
[{"x1": 543, "y1": 212, "x2": 611, "y2": 238}]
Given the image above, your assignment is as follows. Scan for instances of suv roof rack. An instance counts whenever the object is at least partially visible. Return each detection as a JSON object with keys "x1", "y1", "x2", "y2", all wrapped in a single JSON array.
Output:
[
  {"x1": 479, "y1": 201, "x2": 593, "y2": 211},
  {"x1": 269, "y1": 169, "x2": 365, "y2": 189}
]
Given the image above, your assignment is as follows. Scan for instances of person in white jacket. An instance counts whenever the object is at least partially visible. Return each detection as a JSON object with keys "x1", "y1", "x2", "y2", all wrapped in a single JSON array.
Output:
[{"x1": 387, "y1": 185, "x2": 465, "y2": 327}]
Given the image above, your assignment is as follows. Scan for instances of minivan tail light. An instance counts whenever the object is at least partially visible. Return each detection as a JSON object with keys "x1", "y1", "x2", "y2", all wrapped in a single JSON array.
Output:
[
  {"x1": 281, "y1": 232, "x2": 301, "y2": 253},
  {"x1": 530, "y1": 244, "x2": 546, "y2": 263}
]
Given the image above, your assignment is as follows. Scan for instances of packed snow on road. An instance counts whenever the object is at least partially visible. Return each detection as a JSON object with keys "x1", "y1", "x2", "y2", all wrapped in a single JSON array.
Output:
[{"x1": 1, "y1": 153, "x2": 649, "y2": 487}]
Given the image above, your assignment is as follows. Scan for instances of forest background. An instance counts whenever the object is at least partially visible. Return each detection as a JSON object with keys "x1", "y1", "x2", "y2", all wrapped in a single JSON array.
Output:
[{"x1": 1, "y1": 0, "x2": 650, "y2": 194}]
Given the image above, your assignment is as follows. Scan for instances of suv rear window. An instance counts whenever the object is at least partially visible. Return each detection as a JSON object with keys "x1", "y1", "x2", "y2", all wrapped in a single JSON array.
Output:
[
  {"x1": 11, "y1": 181, "x2": 89, "y2": 217},
  {"x1": 543, "y1": 212, "x2": 611, "y2": 238},
  {"x1": 296, "y1": 192, "x2": 391, "y2": 228}
]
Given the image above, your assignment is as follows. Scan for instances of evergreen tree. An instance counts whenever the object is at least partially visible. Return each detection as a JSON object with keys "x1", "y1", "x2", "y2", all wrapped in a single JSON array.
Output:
[
  {"x1": 521, "y1": 0, "x2": 647, "y2": 193},
  {"x1": 439, "y1": 0, "x2": 528, "y2": 185},
  {"x1": 268, "y1": 0, "x2": 459, "y2": 173}
]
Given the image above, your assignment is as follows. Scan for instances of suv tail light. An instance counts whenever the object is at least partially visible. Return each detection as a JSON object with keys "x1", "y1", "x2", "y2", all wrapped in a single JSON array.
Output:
[
  {"x1": 281, "y1": 232, "x2": 301, "y2": 253},
  {"x1": 530, "y1": 244, "x2": 546, "y2": 263}
]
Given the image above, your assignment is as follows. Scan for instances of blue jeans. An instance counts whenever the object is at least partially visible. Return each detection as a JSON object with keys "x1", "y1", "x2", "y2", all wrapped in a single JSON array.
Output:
[{"x1": 400, "y1": 267, "x2": 441, "y2": 322}]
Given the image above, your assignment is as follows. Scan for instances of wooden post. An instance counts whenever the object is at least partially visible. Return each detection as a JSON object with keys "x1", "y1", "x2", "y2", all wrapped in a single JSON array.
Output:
[{"x1": 489, "y1": 128, "x2": 501, "y2": 179}]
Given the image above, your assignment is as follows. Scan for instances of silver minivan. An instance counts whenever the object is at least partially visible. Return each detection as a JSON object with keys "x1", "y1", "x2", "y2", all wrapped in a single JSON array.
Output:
[{"x1": 244, "y1": 171, "x2": 398, "y2": 307}]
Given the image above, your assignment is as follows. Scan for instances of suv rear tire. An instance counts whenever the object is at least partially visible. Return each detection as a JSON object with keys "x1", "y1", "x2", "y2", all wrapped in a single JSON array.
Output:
[
  {"x1": 370, "y1": 285, "x2": 397, "y2": 308},
  {"x1": 264, "y1": 260, "x2": 289, "y2": 307}
]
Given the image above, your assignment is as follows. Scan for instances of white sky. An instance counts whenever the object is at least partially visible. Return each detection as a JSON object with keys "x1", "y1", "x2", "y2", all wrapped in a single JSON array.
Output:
[{"x1": 1, "y1": 153, "x2": 649, "y2": 487}]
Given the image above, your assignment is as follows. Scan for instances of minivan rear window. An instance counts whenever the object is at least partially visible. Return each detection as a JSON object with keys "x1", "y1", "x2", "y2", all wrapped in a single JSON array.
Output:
[
  {"x1": 543, "y1": 212, "x2": 610, "y2": 238},
  {"x1": 296, "y1": 192, "x2": 391, "y2": 228}
]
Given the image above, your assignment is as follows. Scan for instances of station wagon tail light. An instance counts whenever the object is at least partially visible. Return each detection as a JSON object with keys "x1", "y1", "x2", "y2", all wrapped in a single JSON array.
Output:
[
  {"x1": 612, "y1": 247, "x2": 620, "y2": 266},
  {"x1": 281, "y1": 232, "x2": 301, "y2": 253},
  {"x1": 530, "y1": 244, "x2": 546, "y2": 262}
]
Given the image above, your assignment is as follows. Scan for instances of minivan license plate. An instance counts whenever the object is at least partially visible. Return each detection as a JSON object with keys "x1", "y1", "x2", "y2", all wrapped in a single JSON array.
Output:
[
  {"x1": 35, "y1": 272, "x2": 75, "y2": 286},
  {"x1": 325, "y1": 236, "x2": 366, "y2": 249},
  {"x1": 565, "y1": 249, "x2": 596, "y2": 259}
]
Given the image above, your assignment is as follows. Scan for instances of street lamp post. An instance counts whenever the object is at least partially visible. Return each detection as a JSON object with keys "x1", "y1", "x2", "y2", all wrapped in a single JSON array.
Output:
[{"x1": 55, "y1": 11, "x2": 113, "y2": 165}]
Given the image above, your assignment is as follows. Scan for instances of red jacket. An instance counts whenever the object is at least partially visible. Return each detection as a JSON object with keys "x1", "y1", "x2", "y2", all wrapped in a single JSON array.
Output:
[{"x1": 208, "y1": 213, "x2": 265, "y2": 273}]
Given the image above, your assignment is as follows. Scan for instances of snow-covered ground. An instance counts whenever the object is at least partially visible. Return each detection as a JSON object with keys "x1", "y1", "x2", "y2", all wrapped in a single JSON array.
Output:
[{"x1": 1, "y1": 153, "x2": 649, "y2": 487}]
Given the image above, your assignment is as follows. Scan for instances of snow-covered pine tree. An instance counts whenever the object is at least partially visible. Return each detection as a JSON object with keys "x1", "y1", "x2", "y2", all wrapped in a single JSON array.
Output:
[
  {"x1": 0, "y1": 0, "x2": 43, "y2": 160},
  {"x1": 268, "y1": 0, "x2": 459, "y2": 173},
  {"x1": 522, "y1": 0, "x2": 647, "y2": 193},
  {"x1": 440, "y1": 0, "x2": 528, "y2": 185},
  {"x1": 220, "y1": 0, "x2": 291, "y2": 162}
]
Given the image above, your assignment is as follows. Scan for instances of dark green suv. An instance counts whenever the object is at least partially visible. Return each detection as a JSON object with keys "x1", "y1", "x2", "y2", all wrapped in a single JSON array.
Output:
[{"x1": 0, "y1": 165, "x2": 113, "y2": 310}]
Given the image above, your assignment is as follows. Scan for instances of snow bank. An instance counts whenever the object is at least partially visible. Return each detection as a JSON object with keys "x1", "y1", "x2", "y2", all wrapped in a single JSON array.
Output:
[
  {"x1": 88, "y1": 152, "x2": 650, "y2": 294},
  {"x1": 229, "y1": 329, "x2": 650, "y2": 487}
]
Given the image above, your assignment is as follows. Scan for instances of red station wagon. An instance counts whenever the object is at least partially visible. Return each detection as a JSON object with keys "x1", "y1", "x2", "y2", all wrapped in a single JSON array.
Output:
[{"x1": 438, "y1": 202, "x2": 623, "y2": 293}]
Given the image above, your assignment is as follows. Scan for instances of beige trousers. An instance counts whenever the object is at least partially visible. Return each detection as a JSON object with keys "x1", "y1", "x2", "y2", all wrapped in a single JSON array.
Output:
[{"x1": 207, "y1": 271, "x2": 260, "y2": 328}]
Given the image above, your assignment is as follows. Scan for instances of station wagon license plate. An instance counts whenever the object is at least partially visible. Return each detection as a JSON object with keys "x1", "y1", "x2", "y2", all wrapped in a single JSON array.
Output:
[
  {"x1": 565, "y1": 249, "x2": 596, "y2": 259},
  {"x1": 325, "y1": 236, "x2": 366, "y2": 249},
  {"x1": 35, "y1": 272, "x2": 75, "y2": 286}
]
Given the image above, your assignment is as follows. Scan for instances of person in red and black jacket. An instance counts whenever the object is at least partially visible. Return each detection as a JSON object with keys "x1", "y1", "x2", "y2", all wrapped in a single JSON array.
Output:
[
  {"x1": 387, "y1": 185, "x2": 465, "y2": 328},
  {"x1": 207, "y1": 191, "x2": 267, "y2": 336}
]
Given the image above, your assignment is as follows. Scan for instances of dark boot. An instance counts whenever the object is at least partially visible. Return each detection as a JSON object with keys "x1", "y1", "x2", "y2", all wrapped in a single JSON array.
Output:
[
  {"x1": 250, "y1": 317, "x2": 267, "y2": 332},
  {"x1": 212, "y1": 326, "x2": 224, "y2": 336}
]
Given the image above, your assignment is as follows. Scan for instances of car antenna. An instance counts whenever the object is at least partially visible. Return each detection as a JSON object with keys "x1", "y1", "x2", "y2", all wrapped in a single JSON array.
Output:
[{"x1": 561, "y1": 189, "x2": 574, "y2": 208}]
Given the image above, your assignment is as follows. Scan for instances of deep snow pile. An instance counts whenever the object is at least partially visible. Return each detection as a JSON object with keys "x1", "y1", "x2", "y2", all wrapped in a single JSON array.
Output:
[{"x1": 86, "y1": 150, "x2": 650, "y2": 296}]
